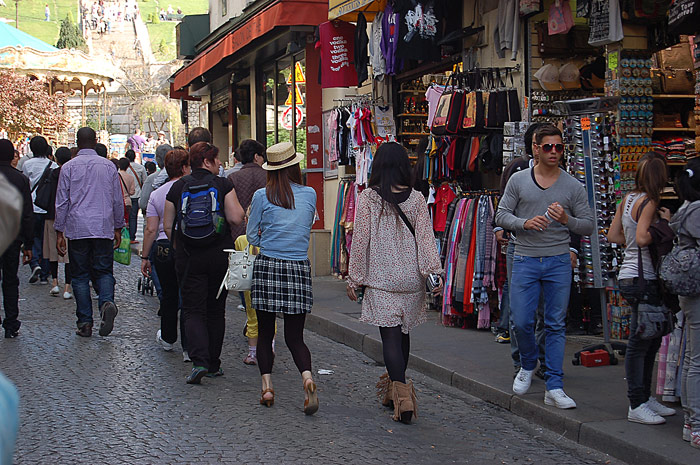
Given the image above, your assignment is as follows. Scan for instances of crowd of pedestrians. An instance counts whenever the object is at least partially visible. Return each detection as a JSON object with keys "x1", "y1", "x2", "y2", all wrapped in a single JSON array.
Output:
[{"x1": 81, "y1": 0, "x2": 140, "y2": 37}]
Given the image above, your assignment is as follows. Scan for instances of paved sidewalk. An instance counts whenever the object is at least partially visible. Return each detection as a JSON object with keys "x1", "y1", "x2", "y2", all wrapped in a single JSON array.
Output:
[{"x1": 307, "y1": 276, "x2": 699, "y2": 465}]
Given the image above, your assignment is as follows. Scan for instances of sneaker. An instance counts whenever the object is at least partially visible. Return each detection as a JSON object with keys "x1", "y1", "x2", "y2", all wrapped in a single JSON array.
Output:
[
  {"x1": 535, "y1": 365, "x2": 547, "y2": 380},
  {"x1": 98, "y1": 301, "x2": 117, "y2": 336},
  {"x1": 50, "y1": 286, "x2": 60, "y2": 296},
  {"x1": 513, "y1": 366, "x2": 521, "y2": 379},
  {"x1": 63, "y1": 291, "x2": 73, "y2": 300},
  {"x1": 186, "y1": 366, "x2": 208, "y2": 384},
  {"x1": 544, "y1": 389, "x2": 577, "y2": 409},
  {"x1": 182, "y1": 351, "x2": 191, "y2": 362},
  {"x1": 39, "y1": 278, "x2": 49, "y2": 285},
  {"x1": 512, "y1": 368, "x2": 534, "y2": 395},
  {"x1": 628, "y1": 404, "x2": 665, "y2": 424},
  {"x1": 156, "y1": 329, "x2": 173, "y2": 351},
  {"x1": 645, "y1": 397, "x2": 676, "y2": 417},
  {"x1": 205, "y1": 368, "x2": 224, "y2": 378},
  {"x1": 4, "y1": 328, "x2": 19, "y2": 338},
  {"x1": 495, "y1": 331, "x2": 510, "y2": 343},
  {"x1": 243, "y1": 354, "x2": 257, "y2": 365},
  {"x1": 28, "y1": 266, "x2": 41, "y2": 283},
  {"x1": 683, "y1": 423, "x2": 691, "y2": 442},
  {"x1": 691, "y1": 431, "x2": 700, "y2": 449},
  {"x1": 237, "y1": 304, "x2": 245, "y2": 311}
]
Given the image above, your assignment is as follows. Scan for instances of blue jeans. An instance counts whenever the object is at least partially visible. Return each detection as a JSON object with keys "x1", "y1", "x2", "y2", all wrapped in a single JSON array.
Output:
[
  {"x1": 30, "y1": 213, "x2": 50, "y2": 279},
  {"x1": 510, "y1": 253, "x2": 571, "y2": 390},
  {"x1": 505, "y1": 242, "x2": 545, "y2": 369},
  {"x1": 68, "y1": 238, "x2": 116, "y2": 326}
]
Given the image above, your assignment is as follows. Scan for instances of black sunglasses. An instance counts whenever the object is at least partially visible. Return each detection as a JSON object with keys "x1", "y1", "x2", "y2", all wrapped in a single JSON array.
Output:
[{"x1": 537, "y1": 143, "x2": 564, "y2": 153}]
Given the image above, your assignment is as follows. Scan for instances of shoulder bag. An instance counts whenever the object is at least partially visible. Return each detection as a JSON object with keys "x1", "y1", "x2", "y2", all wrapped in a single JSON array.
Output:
[
  {"x1": 32, "y1": 160, "x2": 54, "y2": 211},
  {"x1": 217, "y1": 246, "x2": 256, "y2": 297},
  {"x1": 659, "y1": 204, "x2": 700, "y2": 296}
]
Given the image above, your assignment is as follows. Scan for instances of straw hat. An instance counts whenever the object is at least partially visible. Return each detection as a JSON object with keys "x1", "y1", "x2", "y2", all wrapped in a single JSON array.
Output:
[{"x1": 263, "y1": 141, "x2": 304, "y2": 171}]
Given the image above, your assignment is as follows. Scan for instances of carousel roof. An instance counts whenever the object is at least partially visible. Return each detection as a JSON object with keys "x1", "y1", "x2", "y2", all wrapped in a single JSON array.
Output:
[{"x1": 0, "y1": 22, "x2": 59, "y2": 53}]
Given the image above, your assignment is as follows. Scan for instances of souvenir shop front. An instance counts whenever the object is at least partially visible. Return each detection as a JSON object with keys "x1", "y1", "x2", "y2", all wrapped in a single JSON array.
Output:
[{"x1": 327, "y1": 0, "x2": 700, "y2": 379}]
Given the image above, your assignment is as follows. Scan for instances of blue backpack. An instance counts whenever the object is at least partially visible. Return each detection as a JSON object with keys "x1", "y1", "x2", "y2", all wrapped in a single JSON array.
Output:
[{"x1": 177, "y1": 174, "x2": 225, "y2": 246}]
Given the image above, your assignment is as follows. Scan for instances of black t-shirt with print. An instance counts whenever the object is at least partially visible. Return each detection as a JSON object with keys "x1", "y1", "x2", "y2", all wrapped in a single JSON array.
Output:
[{"x1": 395, "y1": 0, "x2": 446, "y2": 61}]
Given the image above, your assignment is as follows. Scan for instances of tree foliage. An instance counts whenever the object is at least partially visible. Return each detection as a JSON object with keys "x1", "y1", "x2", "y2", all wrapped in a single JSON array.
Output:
[
  {"x1": 56, "y1": 14, "x2": 87, "y2": 51},
  {"x1": 0, "y1": 71, "x2": 69, "y2": 136},
  {"x1": 134, "y1": 94, "x2": 182, "y2": 135}
]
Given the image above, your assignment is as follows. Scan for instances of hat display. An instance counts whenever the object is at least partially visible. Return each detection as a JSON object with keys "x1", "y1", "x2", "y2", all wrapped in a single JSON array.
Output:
[
  {"x1": 534, "y1": 64, "x2": 561, "y2": 91},
  {"x1": 262, "y1": 141, "x2": 304, "y2": 171},
  {"x1": 559, "y1": 62, "x2": 581, "y2": 90}
]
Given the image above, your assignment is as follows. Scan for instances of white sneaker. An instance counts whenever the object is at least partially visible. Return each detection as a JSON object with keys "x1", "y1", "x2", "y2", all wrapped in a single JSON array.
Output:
[
  {"x1": 628, "y1": 404, "x2": 665, "y2": 424},
  {"x1": 512, "y1": 368, "x2": 534, "y2": 395},
  {"x1": 544, "y1": 389, "x2": 577, "y2": 409},
  {"x1": 645, "y1": 397, "x2": 676, "y2": 417},
  {"x1": 683, "y1": 423, "x2": 691, "y2": 442},
  {"x1": 156, "y1": 329, "x2": 173, "y2": 351},
  {"x1": 63, "y1": 292, "x2": 73, "y2": 300},
  {"x1": 237, "y1": 304, "x2": 245, "y2": 311},
  {"x1": 182, "y1": 351, "x2": 191, "y2": 362},
  {"x1": 49, "y1": 286, "x2": 60, "y2": 296}
]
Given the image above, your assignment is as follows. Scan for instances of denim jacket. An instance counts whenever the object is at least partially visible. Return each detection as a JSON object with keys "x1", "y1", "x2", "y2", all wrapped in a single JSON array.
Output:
[{"x1": 246, "y1": 184, "x2": 316, "y2": 261}]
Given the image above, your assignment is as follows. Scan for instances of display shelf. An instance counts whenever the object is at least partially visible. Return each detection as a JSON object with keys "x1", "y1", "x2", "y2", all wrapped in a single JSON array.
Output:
[
  {"x1": 667, "y1": 161, "x2": 690, "y2": 166},
  {"x1": 652, "y1": 127, "x2": 696, "y2": 132},
  {"x1": 397, "y1": 113, "x2": 428, "y2": 117},
  {"x1": 652, "y1": 94, "x2": 696, "y2": 99},
  {"x1": 398, "y1": 132, "x2": 430, "y2": 136},
  {"x1": 398, "y1": 90, "x2": 425, "y2": 95}
]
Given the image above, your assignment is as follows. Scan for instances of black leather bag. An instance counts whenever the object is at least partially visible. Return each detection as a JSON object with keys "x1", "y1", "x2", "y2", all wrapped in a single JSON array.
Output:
[{"x1": 33, "y1": 161, "x2": 55, "y2": 212}]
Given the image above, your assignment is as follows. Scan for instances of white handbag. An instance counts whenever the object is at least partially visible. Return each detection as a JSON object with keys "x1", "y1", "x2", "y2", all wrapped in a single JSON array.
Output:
[{"x1": 217, "y1": 247, "x2": 255, "y2": 298}]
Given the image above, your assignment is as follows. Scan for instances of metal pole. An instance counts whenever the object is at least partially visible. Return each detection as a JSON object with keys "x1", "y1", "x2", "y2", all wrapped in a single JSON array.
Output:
[{"x1": 15, "y1": 0, "x2": 19, "y2": 28}]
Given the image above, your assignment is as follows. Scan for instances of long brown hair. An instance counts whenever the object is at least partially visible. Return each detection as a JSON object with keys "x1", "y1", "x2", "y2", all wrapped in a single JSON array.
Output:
[
  {"x1": 635, "y1": 152, "x2": 668, "y2": 205},
  {"x1": 266, "y1": 163, "x2": 302, "y2": 209}
]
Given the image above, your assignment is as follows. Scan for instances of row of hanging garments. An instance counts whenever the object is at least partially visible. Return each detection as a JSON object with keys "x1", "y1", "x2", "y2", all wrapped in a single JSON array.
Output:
[
  {"x1": 331, "y1": 178, "x2": 358, "y2": 277},
  {"x1": 440, "y1": 192, "x2": 506, "y2": 329}
]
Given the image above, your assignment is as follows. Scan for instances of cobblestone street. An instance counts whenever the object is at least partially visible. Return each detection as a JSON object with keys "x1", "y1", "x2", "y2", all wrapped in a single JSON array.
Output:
[{"x1": 0, "y1": 260, "x2": 622, "y2": 464}]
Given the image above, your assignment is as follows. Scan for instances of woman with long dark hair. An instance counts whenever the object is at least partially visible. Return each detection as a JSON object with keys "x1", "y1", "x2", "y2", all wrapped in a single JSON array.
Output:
[
  {"x1": 608, "y1": 153, "x2": 676, "y2": 424},
  {"x1": 347, "y1": 142, "x2": 442, "y2": 424},
  {"x1": 672, "y1": 157, "x2": 700, "y2": 448},
  {"x1": 247, "y1": 141, "x2": 318, "y2": 414}
]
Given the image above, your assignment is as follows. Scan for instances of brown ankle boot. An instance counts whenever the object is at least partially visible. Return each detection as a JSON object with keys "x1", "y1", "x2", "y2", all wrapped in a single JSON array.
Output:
[
  {"x1": 392, "y1": 380, "x2": 418, "y2": 424},
  {"x1": 376, "y1": 372, "x2": 393, "y2": 407}
]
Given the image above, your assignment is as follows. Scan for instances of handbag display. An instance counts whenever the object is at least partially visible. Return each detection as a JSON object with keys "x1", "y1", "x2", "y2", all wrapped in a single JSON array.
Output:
[
  {"x1": 659, "y1": 205, "x2": 700, "y2": 296},
  {"x1": 217, "y1": 246, "x2": 255, "y2": 297},
  {"x1": 660, "y1": 68, "x2": 694, "y2": 94}
]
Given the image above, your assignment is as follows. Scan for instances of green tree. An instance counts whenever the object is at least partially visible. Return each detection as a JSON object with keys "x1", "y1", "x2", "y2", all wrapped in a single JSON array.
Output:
[
  {"x1": 152, "y1": 9, "x2": 160, "y2": 24},
  {"x1": 56, "y1": 14, "x2": 87, "y2": 51},
  {"x1": 158, "y1": 38, "x2": 168, "y2": 55}
]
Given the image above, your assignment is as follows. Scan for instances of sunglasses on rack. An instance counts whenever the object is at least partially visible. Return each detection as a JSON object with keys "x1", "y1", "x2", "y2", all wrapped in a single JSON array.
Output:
[{"x1": 537, "y1": 143, "x2": 564, "y2": 153}]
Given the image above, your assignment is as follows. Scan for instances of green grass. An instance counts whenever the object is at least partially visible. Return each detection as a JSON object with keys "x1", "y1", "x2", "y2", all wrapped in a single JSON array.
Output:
[
  {"x1": 143, "y1": 0, "x2": 208, "y2": 61},
  {"x1": 1, "y1": 0, "x2": 80, "y2": 47}
]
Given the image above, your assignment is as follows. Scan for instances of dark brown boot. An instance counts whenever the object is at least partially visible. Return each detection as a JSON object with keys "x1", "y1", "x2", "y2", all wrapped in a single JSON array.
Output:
[
  {"x1": 76, "y1": 323, "x2": 93, "y2": 337},
  {"x1": 392, "y1": 380, "x2": 418, "y2": 424},
  {"x1": 376, "y1": 372, "x2": 393, "y2": 407}
]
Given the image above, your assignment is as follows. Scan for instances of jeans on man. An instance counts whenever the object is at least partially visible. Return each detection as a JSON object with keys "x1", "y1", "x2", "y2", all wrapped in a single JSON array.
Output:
[
  {"x1": 510, "y1": 253, "x2": 571, "y2": 390},
  {"x1": 129, "y1": 200, "x2": 140, "y2": 241},
  {"x1": 68, "y1": 239, "x2": 116, "y2": 326},
  {"x1": 30, "y1": 213, "x2": 49, "y2": 279},
  {"x1": 619, "y1": 279, "x2": 663, "y2": 409},
  {"x1": 0, "y1": 241, "x2": 21, "y2": 333},
  {"x1": 505, "y1": 242, "x2": 546, "y2": 369}
]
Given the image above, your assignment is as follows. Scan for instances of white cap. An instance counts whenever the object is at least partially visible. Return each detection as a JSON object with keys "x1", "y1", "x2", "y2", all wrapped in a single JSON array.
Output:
[
  {"x1": 534, "y1": 64, "x2": 561, "y2": 91},
  {"x1": 559, "y1": 63, "x2": 581, "y2": 90}
]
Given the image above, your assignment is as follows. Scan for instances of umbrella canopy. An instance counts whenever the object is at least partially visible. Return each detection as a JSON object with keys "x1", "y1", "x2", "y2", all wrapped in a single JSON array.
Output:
[
  {"x1": 0, "y1": 21, "x2": 59, "y2": 53},
  {"x1": 328, "y1": 0, "x2": 387, "y2": 21}
]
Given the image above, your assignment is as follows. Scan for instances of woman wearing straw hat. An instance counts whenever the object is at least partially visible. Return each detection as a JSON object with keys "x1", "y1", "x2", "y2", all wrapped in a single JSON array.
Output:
[{"x1": 247, "y1": 141, "x2": 319, "y2": 414}]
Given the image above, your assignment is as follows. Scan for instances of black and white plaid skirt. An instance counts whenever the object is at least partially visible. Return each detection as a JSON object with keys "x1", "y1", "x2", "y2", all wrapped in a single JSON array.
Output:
[{"x1": 252, "y1": 254, "x2": 313, "y2": 314}]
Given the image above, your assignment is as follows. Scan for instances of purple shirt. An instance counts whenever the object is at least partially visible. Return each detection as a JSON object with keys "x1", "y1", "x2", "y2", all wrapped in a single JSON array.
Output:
[
  {"x1": 54, "y1": 149, "x2": 125, "y2": 240},
  {"x1": 146, "y1": 179, "x2": 175, "y2": 241},
  {"x1": 128, "y1": 134, "x2": 146, "y2": 152}
]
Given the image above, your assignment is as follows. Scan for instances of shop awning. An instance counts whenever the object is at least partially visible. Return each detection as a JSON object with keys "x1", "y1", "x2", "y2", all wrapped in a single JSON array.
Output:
[
  {"x1": 173, "y1": 0, "x2": 327, "y2": 91},
  {"x1": 328, "y1": 0, "x2": 387, "y2": 21}
]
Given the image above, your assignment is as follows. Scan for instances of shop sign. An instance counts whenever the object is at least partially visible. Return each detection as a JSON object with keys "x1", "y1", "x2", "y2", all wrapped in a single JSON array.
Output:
[
  {"x1": 211, "y1": 87, "x2": 229, "y2": 112},
  {"x1": 281, "y1": 106, "x2": 304, "y2": 130}
]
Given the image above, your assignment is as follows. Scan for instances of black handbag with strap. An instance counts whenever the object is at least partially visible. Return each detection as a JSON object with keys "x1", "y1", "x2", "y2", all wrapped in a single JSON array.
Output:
[{"x1": 32, "y1": 160, "x2": 54, "y2": 211}]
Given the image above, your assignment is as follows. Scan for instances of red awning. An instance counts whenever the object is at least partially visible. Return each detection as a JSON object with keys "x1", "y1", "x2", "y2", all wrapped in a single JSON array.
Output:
[{"x1": 173, "y1": 0, "x2": 328, "y2": 91}]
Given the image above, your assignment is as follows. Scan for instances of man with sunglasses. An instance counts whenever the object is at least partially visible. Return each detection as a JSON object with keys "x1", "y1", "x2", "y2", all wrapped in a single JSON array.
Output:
[{"x1": 496, "y1": 125, "x2": 593, "y2": 409}]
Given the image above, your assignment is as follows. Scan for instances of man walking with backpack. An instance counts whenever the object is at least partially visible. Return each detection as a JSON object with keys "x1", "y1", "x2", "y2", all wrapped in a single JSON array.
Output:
[{"x1": 55, "y1": 128, "x2": 125, "y2": 337}]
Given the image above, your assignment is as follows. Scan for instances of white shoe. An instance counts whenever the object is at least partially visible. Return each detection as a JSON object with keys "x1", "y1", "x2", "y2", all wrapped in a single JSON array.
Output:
[
  {"x1": 544, "y1": 389, "x2": 577, "y2": 409},
  {"x1": 237, "y1": 304, "x2": 245, "y2": 311},
  {"x1": 183, "y1": 351, "x2": 191, "y2": 362},
  {"x1": 645, "y1": 397, "x2": 676, "y2": 417},
  {"x1": 683, "y1": 423, "x2": 692, "y2": 442},
  {"x1": 512, "y1": 368, "x2": 534, "y2": 395},
  {"x1": 156, "y1": 329, "x2": 173, "y2": 351},
  {"x1": 49, "y1": 286, "x2": 60, "y2": 296},
  {"x1": 63, "y1": 292, "x2": 73, "y2": 300},
  {"x1": 628, "y1": 404, "x2": 665, "y2": 424}
]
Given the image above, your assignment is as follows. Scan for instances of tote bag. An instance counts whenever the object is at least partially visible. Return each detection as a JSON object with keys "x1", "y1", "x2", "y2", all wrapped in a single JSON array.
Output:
[{"x1": 113, "y1": 228, "x2": 131, "y2": 265}]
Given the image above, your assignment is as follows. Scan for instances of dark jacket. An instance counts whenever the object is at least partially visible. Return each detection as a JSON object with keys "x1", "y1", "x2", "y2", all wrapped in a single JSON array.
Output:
[{"x1": 0, "y1": 161, "x2": 33, "y2": 248}]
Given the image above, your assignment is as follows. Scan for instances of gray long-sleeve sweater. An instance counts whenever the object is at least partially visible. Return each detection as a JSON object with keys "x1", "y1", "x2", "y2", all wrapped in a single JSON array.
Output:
[{"x1": 495, "y1": 168, "x2": 594, "y2": 257}]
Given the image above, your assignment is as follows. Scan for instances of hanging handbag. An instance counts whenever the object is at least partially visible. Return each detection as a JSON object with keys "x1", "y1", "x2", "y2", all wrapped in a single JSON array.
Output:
[
  {"x1": 431, "y1": 75, "x2": 456, "y2": 135},
  {"x1": 217, "y1": 246, "x2": 256, "y2": 297},
  {"x1": 659, "y1": 204, "x2": 700, "y2": 296},
  {"x1": 446, "y1": 75, "x2": 466, "y2": 135},
  {"x1": 506, "y1": 70, "x2": 521, "y2": 122},
  {"x1": 520, "y1": 0, "x2": 543, "y2": 17}
]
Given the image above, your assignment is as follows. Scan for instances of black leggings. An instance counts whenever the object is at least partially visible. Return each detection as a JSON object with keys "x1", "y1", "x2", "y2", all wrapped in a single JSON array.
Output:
[
  {"x1": 256, "y1": 311, "x2": 311, "y2": 375},
  {"x1": 379, "y1": 326, "x2": 410, "y2": 384},
  {"x1": 49, "y1": 261, "x2": 72, "y2": 284}
]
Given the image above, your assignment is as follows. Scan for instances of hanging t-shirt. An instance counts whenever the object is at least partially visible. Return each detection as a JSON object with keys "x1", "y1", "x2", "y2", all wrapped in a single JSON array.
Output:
[
  {"x1": 369, "y1": 11, "x2": 386, "y2": 78},
  {"x1": 374, "y1": 104, "x2": 396, "y2": 138},
  {"x1": 380, "y1": 3, "x2": 403, "y2": 75},
  {"x1": 433, "y1": 183, "x2": 456, "y2": 232},
  {"x1": 588, "y1": 0, "x2": 623, "y2": 47},
  {"x1": 354, "y1": 13, "x2": 369, "y2": 87},
  {"x1": 317, "y1": 21, "x2": 358, "y2": 89},
  {"x1": 425, "y1": 85, "x2": 445, "y2": 128},
  {"x1": 396, "y1": 1, "x2": 442, "y2": 62}
]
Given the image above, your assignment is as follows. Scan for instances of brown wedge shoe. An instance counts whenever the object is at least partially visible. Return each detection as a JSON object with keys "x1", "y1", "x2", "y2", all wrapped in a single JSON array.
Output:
[
  {"x1": 376, "y1": 372, "x2": 393, "y2": 407},
  {"x1": 392, "y1": 380, "x2": 418, "y2": 424}
]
